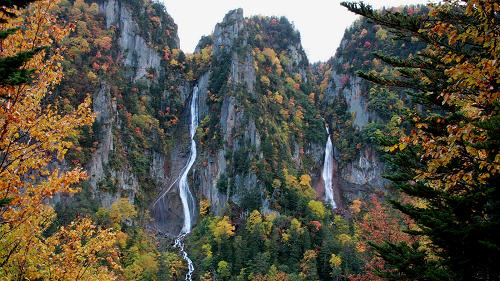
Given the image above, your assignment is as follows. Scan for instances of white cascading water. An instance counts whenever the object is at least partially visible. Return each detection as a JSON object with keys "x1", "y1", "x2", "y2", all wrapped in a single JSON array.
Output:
[
  {"x1": 322, "y1": 126, "x2": 337, "y2": 209},
  {"x1": 173, "y1": 86, "x2": 198, "y2": 281}
]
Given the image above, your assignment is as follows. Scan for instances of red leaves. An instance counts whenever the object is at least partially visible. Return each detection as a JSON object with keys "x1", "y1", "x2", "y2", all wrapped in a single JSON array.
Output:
[
  {"x1": 311, "y1": 220, "x2": 321, "y2": 231},
  {"x1": 358, "y1": 194, "x2": 418, "y2": 246}
]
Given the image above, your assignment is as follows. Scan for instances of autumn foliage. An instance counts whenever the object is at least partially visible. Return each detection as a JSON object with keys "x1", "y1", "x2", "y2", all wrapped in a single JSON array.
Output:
[
  {"x1": 342, "y1": 0, "x2": 500, "y2": 279},
  {"x1": 0, "y1": 0, "x2": 119, "y2": 279}
]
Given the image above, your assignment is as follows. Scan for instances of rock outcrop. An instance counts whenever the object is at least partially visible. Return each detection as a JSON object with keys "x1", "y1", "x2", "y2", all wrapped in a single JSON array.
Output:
[
  {"x1": 212, "y1": 8, "x2": 245, "y2": 55},
  {"x1": 191, "y1": 9, "x2": 326, "y2": 217},
  {"x1": 98, "y1": 0, "x2": 178, "y2": 80}
]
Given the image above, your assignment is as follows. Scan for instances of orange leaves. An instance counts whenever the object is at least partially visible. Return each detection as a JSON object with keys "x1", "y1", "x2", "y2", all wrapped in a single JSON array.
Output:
[
  {"x1": 44, "y1": 218, "x2": 120, "y2": 280},
  {"x1": 0, "y1": 0, "x2": 116, "y2": 279}
]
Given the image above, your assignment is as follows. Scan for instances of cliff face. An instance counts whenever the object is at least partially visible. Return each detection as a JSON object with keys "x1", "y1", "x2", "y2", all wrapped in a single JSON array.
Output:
[
  {"x1": 55, "y1": 0, "x2": 413, "y2": 235},
  {"x1": 195, "y1": 9, "x2": 260, "y2": 214},
  {"x1": 55, "y1": 0, "x2": 189, "y2": 231},
  {"x1": 191, "y1": 9, "x2": 326, "y2": 216},
  {"x1": 99, "y1": 0, "x2": 162, "y2": 80},
  {"x1": 326, "y1": 69, "x2": 379, "y2": 129},
  {"x1": 311, "y1": 12, "x2": 429, "y2": 206},
  {"x1": 321, "y1": 68, "x2": 387, "y2": 205}
]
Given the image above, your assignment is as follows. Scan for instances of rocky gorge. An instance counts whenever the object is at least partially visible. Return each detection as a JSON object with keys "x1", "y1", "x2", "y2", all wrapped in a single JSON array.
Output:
[{"x1": 62, "y1": 0, "x2": 394, "y2": 235}]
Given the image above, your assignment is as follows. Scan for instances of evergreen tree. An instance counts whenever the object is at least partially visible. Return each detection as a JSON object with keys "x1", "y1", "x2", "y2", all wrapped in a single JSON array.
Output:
[
  {"x1": 341, "y1": 0, "x2": 500, "y2": 280},
  {"x1": 0, "y1": 0, "x2": 46, "y2": 89}
]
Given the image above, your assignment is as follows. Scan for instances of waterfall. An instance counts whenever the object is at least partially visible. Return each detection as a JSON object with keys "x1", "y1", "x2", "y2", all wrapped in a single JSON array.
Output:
[
  {"x1": 322, "y1": 127, "x2": 337, "y2": 209},
  {"x1": 173, "y1": 85, "x2": 198, "y2": 280},
  {"x1": 178, "y1": 86, "x2": 198, "y2": 234}
]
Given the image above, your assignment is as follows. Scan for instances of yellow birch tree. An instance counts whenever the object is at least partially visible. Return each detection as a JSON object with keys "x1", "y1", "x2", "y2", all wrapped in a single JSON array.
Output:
[{"x1": 0, "y1": 0, "x2": 120, "y2": 279}]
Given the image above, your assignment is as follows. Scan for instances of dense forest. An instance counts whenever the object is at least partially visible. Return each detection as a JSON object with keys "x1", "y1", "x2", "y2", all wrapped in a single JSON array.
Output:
[{"x1": 0, "y1": 0, "x2": 498, "y2": 280}]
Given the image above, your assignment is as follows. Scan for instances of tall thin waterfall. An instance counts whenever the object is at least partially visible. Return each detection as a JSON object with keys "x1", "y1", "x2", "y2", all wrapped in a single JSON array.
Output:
[
  {"x1": 173, "y1": 86, "x2": 198, "y2": 281},
  {"x1": 322, "y1": 127, "x2": 337, "y2": 209},
  {"x1": 178, "y1": 86, "x2": 198, "y2": 234}
]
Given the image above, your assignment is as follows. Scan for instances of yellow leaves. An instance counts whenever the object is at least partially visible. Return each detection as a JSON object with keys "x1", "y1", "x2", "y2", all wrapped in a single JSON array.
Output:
[
  {"x1": 262, "y1": 47, "x2": 277, "y2": 59},
  {"x1": 260, "y1": 75, "x2": 271, "y2": 87},
  {"x1": 350, "y1": 199, "x2": 362, "y2": 214},
  {"x1": 109, "y1": 198, "x2": 138, "y2": 225},
  {"x1": 160, "y1": 251, "x2": 184, "y2": 279},
  {"x1": 209, "y1": 216, "x2": 235, "y2": 243},
  {"x1": 202, "y1": 243, "x2": 213, "y2": 258},
  {"x1": 36, "y1": 217, "x2": 119, "y2": 280},
  {"x1": 274, "y1": 91, "x2": 283, "y2": 104},
  {"x1": 285, "y1": 77, "x2": 295, "y2": 84},
  {"x1": 399, "y1": 142, "x2": 408, "y2": 151},
  {"x1": 290, "y1": 218, "x2": 302, "y2": 232},
  {"x1": 299, "y1": 174, "x2": 311, "y2": 187},
  {"x1": 355, "y1": 241, "x2": 367, "y2": 253},
  {"x1": 170, "y1": 58, "x2": 179, "y2": 67},
  {"x1": 200, "y1": 198, "x2": 211, "y2": 217},
  {"x1": 124, "y1": 252, "x2": 158, "y2": 281},
  {"x1": 116, "y1": 231, "x2": 129, "y2": 249},
  {"x1": 246, "y1": 210, "x2": 274, "y2": 235},
  {"x1": 337, "y1": 233, "x2": 352, "y2": 246},
  {"x1": 329, "y1": 254, "x2": 342, "y2": 268},
  {"x1": 281, "y1": 232, "x2": 290, "y2": 243},
  {"x1": 448, "y1": 29, "x2": 458, "y2": 44},
  {"x1": 0, "y1": 0, "x2": 116, "y2": 278},
  {"x1": 308, "y1": 200, "x2": 327, "y2": 219}
]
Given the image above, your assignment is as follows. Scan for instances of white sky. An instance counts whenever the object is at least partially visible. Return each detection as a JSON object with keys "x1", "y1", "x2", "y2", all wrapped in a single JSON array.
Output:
[{"x1": 162, "y1": 0, "x2": 431, "y2": 63}]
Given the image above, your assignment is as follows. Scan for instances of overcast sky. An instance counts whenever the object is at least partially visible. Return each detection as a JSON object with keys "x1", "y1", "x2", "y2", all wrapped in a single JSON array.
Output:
[{"x1": 162, "y1": 0, "x2": 432, "y2": 63}]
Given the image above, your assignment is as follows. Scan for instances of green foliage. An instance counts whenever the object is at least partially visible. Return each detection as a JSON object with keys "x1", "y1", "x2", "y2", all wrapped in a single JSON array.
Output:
[
  {"x1": 199, "y1": 52, "x2": 232, "y2": 152},
  {"x1": 43, "y1": 180, "x2": 100, "y2": 237},
  {"x1": 189, "y1": 201, "x2": 367, "y2": 280},
  {"x1": 216, "y1": 174, "x2": 229, "y2": 194}
]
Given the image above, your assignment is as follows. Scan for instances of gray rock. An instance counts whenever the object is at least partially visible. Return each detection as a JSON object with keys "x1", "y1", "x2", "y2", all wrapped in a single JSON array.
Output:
[
  {"x1": 213, "y1": 8, "x2": 245, "y2": 55},
  {"x1": 98, "y1": 0, "x2": 168, "y2": 81}
]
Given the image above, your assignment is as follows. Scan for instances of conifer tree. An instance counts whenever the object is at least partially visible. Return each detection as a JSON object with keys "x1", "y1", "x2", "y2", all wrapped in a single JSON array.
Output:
[
  {"x1": 0, "y1": 0, "x2": 45, "y2": 89},
  {"x1": 341, "y1": 0, "x2": 500, "y2": 280}
]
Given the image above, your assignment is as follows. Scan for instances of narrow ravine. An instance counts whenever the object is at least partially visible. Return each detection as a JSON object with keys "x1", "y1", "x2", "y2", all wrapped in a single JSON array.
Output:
[{"x1": 322, "y1": 126, "x2": 337, "y2": 209}]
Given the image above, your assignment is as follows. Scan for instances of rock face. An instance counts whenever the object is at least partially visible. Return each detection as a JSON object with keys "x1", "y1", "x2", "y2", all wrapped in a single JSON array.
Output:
[
  {"x1": 212, "y1": 8, "x2": 245, "y2": 55},
  {"x1": 89, "y1": 83, "x2": 141, "y2": 209},
  {"x1": 229, "y1": 52, "x2": 256, "y2": 94},
  {"x1": 193, "y1": 9, "x2": 255, "y2": 214},
  {"x1": 321, "y1": 63, "x2": 388, "y2": 206},
  {"x1": 82, "y1": 2, "x2": 390, "y2": 232},
  {"x1": 191, "y1": 9, "x2": 327, "y2": 217},
  {"x1": 326, "y1": 68, "x2": 379, "y2": 129},
  {"x1": 87, "y1": 0, "x2": 186, "y2": 231},
  {"x1": 338, "y1": 146, "x2": 387, "y2": 202},
  {"x1": 341, "y1": 146, "x2": 385, "y2": 187},
  {"x1": 98, "y1": 0, "x2": 178, "y2": 80}
]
